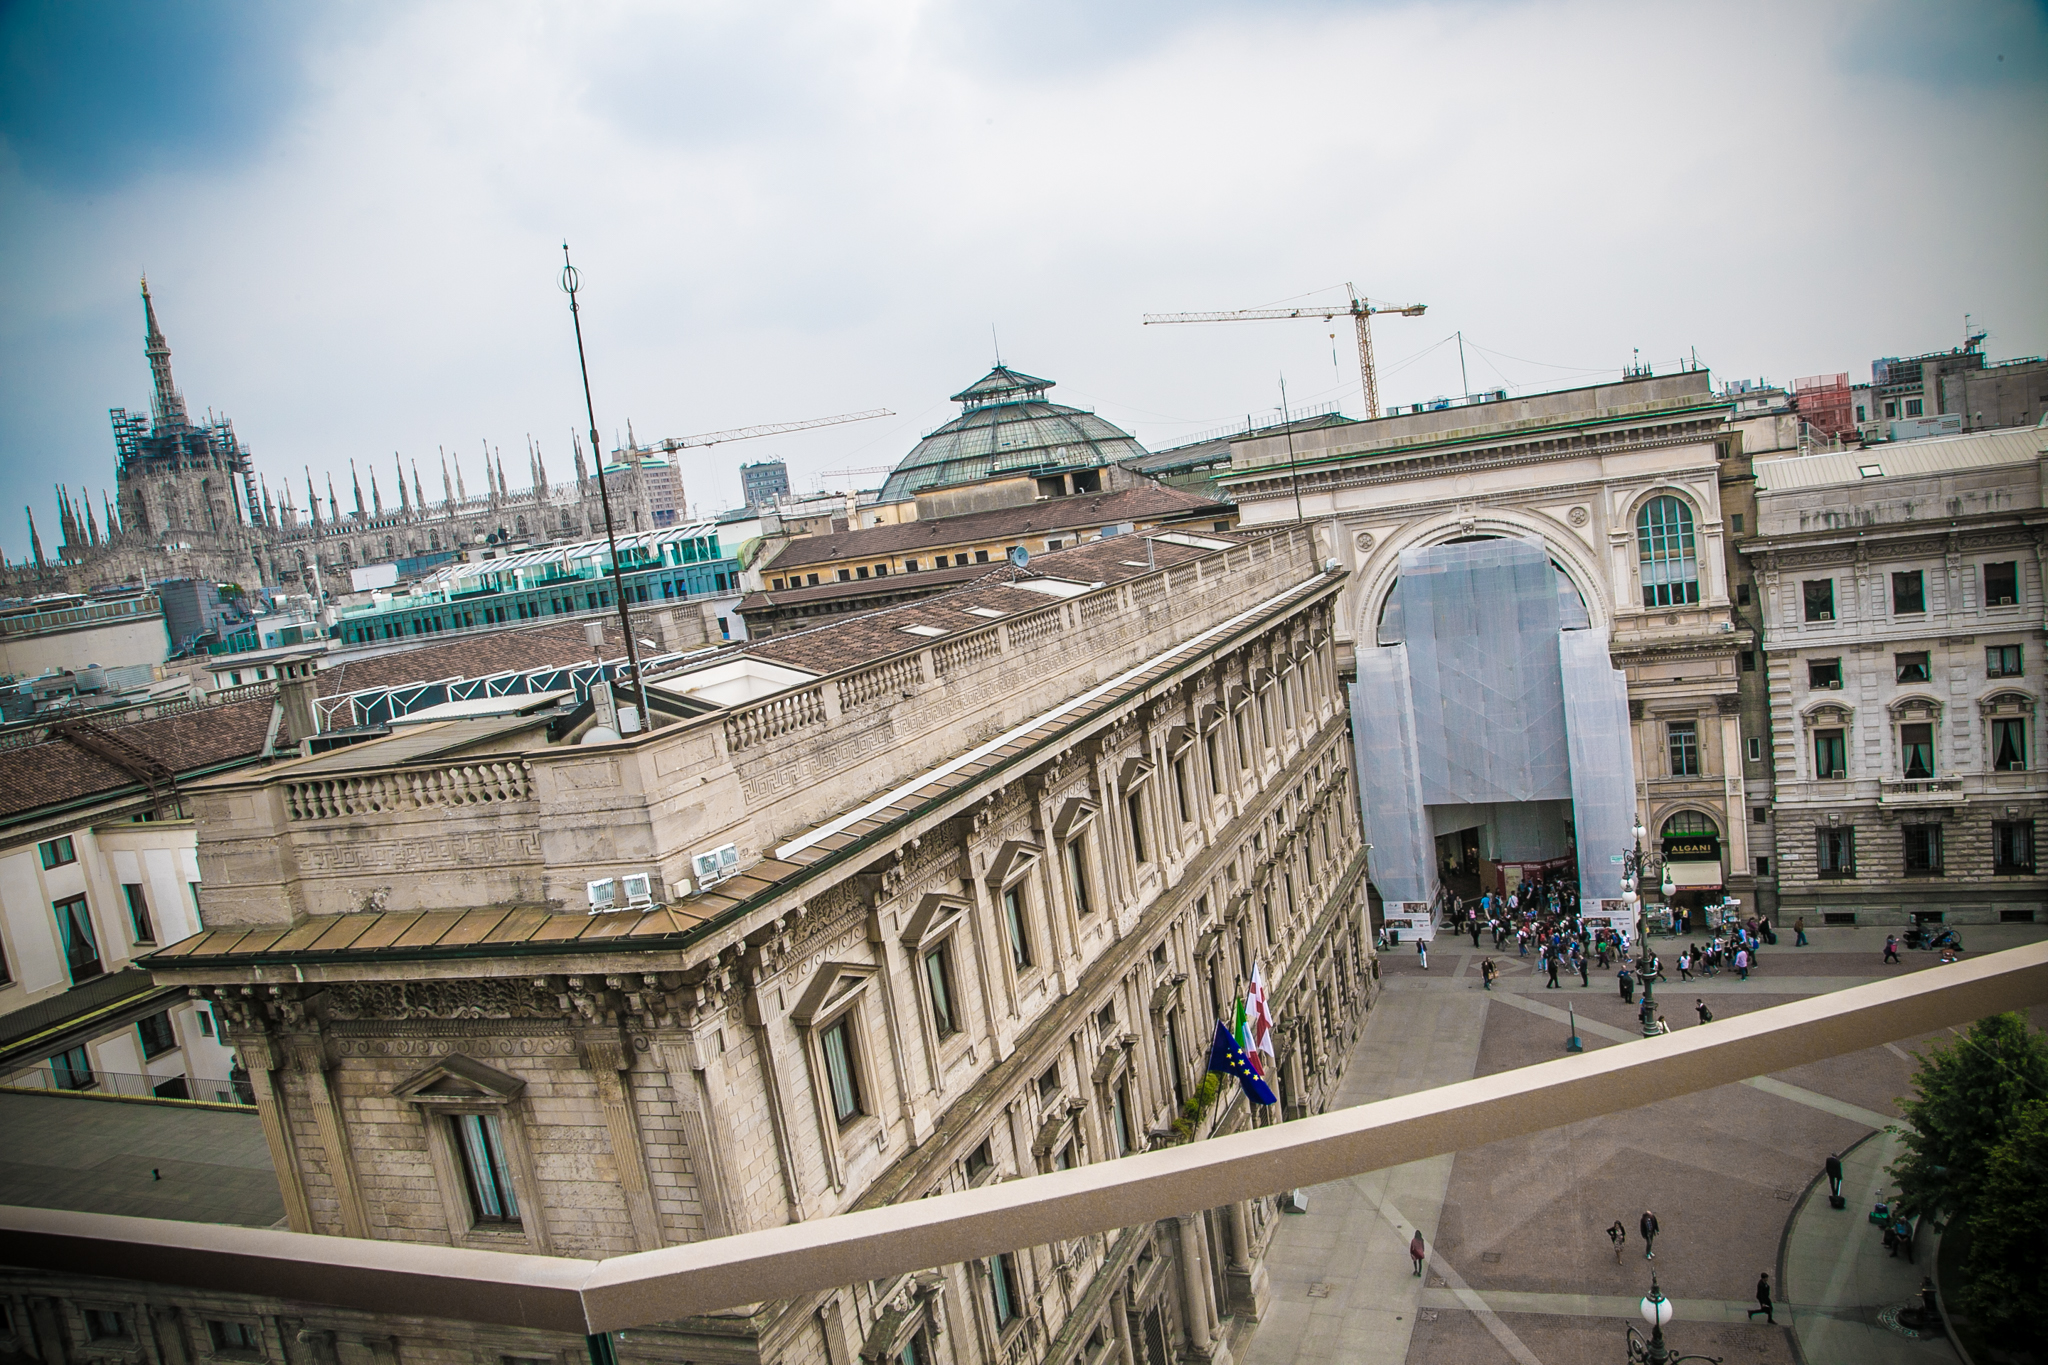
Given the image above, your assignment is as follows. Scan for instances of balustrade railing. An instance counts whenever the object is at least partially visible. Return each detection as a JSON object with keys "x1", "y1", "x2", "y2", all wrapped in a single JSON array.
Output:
[
  {"x1": 284, "y1": 760, "x2": 531, "y2": 819},
  {"x1": 722, "y1": 686, "x2": 826, "y2": 752}
]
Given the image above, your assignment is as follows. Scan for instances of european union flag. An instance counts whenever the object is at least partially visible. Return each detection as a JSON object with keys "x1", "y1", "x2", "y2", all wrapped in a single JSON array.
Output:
[{"x1": 1207, "y1": 1021, "x2": 1278, "y2": 1105}]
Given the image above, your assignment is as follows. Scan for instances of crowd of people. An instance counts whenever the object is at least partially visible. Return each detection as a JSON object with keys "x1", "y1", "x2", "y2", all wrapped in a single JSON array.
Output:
[{"x1": 1415, "y1": 874, "x2": 1784, "y2": 1030}]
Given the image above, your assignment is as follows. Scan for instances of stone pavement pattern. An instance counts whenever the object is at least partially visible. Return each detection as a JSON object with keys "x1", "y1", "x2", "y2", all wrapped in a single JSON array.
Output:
[
  {"x1": 0, "y1": 1091, "x2": 286, "y2": 1227},
  {"x1": 1239, "y1": 925, "x2": 2048, "y2": 1364}
]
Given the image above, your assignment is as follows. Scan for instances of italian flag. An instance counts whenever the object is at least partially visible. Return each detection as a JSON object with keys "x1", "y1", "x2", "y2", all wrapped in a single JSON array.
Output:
[{"x1": 1235, "y1": 963, "x2": 1277, "y2": 1078}]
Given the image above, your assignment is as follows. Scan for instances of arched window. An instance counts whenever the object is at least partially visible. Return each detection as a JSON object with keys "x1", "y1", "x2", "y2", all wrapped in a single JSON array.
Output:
[
  {"x1": 1637, "y1": 496, "x2": 1699, "y2": 607},
  {"x1": 1661, "y1": 810, "x2": 1718, "y2": 837}
]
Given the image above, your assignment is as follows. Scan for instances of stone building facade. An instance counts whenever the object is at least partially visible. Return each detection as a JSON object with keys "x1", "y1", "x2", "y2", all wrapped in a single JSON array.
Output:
[
  {"x1": 71, "y1": 528, "x2": 1373, "y2": 1364},
  {"x1": 1741, "y1": 428, "x2": 2048, "y2": 924},
  {"x1": 1224, "y1": 373, "x2": 1760, "y2": 908}
]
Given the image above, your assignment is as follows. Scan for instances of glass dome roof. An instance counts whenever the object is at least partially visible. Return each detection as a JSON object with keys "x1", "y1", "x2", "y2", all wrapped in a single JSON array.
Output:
[{"x1": 877, "y1": 365, "x2": 1149, "y2": 502}]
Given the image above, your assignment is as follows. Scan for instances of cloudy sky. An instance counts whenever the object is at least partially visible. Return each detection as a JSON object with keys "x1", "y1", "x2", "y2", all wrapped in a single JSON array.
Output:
[{"x1": 2, "y1": 0, "x2": 2044, "y2": 560}]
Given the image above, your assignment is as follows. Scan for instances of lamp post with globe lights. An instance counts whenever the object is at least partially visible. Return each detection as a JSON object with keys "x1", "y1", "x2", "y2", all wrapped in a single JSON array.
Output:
[
  {"x1": 1619, "y1": 821, "x2": 1673, "y2": 1038},
  {"x1": 1624, "y1": 1275, "x2": 1723, "y2": 1364}
]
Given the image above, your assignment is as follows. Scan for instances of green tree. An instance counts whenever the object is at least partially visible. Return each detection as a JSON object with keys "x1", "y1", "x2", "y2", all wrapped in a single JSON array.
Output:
[
  {"x1": 1888, "y1": 1012, "x2": 2048, "y2": 1224},
  {"x1": 1955, "y1": 1097, "x2": 2048, "y2": 1348}
]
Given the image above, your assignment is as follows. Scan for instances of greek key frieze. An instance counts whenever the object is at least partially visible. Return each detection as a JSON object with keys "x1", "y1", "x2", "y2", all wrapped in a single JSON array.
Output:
[{"x1": 296, "y1": 829, "x2": 543, "y2": 875}]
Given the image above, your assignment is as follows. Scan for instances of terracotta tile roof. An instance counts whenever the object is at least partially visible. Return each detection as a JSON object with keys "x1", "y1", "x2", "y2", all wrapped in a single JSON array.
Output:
[
  {"x1": 0, "y1": 622, "x2": 631, "y2": 824},
  {"x1": 0, "y1": 698, "x2": 276, "y2": 822},
  {"x1": 313, "y1": 620, "x2": 624, "y2": 697},
  {"x1": 761, "y1": 485, "x2": 1227, "y2": 571},
  {"x1": 739, "y1": 561, "x2": 988, "y2": 612},
  {"x1": 741, "y1": 534, "x2": 1233, "y2": 676}
]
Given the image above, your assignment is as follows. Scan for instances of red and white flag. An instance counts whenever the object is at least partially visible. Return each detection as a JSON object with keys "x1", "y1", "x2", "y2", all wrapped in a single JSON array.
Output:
[{"x1": 1246, "y1": 963, "x2": 1277, "y2": 1077}]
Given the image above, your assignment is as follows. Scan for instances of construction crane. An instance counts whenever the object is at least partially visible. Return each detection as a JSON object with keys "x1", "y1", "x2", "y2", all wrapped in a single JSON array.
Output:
[
  {"x1": 816, "y1": 465, "x2": 895, "y2": 484},
  {"x1": 641, "y1": 408, "x2": 892, "y2": 454},
  {"x1": 1143, "y1": 283, "x2": 1426, "y2": 419}
]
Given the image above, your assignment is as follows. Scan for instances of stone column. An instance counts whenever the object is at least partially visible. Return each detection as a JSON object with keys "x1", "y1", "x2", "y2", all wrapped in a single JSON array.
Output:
[
  {"x1": 233, "y1": 1027, "x2": 313, "y2": 1233},
  {"x1": 1173, "y1": 1214, "x2": 1214, "y2": 1359},
  {"x1": 660, "y1": 1040, "x2": 740, "y2": 1238},
  {"x1": 1222, "y1": 1201, "x2": 1271, "y2": 1320},
  {"x1": 580, "y1": 1035, "x2": 664, "y2": 1250},
  {"x1": 290, "y1": 1036, "x2": 369, "y2": 1239}
]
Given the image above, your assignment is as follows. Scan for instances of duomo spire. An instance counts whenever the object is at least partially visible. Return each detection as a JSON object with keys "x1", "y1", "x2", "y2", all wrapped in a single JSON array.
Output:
[{"x1": 140, "y1": 276, "x2": 189, "y2": 428}]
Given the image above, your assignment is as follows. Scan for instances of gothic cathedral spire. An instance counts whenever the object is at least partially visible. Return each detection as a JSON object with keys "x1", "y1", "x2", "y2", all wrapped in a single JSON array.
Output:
[{"x1": 140, "y1": 276, "x2": 188, "y2": 429}]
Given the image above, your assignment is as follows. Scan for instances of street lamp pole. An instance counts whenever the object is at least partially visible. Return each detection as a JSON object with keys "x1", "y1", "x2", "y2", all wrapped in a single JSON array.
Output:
[
  {"x1": 559, "y1": 244, "x2": 652, "y2": 734},
  {"x1": 1624, "y1": 1275, "x2": 1723, "y2": 1364},
  {"x1": 1619, "y1": 821, "x2": 1667, "y2": 1038}
]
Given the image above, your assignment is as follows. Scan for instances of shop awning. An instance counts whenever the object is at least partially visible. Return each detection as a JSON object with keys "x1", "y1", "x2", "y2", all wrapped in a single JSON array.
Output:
[{"x1": 1665, "y1": 861, "x2": 1723, "y2": 890}]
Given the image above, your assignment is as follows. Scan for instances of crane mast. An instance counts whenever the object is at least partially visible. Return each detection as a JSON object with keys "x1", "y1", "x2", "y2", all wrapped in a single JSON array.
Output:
[
  {"x1": 645, "y1": 408, "x2": 892, "y2": 453},
  {"x1": 1143, "y1": 283, "x2": 1426, "y2": 419}
]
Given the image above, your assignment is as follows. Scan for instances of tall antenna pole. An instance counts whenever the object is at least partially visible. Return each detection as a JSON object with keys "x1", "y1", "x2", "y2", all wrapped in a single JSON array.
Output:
[
  {"x1": 1457, "y1": 331, "x2": 1469, "y2": 398},
  {"x1": 1279, "y1": 375, "x2": 1304, "y2": 524},
  {"x1": 559, "y1": 243, "x2": 652, "y2": 734}
]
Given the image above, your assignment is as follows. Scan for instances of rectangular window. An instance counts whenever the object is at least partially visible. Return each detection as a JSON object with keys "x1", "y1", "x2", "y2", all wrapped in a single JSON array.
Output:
[
  {"x1": 1988, "y1": 645, "x2": 2023, "y2": 677},
  {"x1": 1803, "y1": 579, "x2": 1835, "y2": 622},
  {"x1": 137, "y1": 1010, "x2": 177, "y2": 1059},
  {"x1": 1747, "y1": 737, "x2": 1763, "y2": 763},
  {"x1": 1038, "y1": 1064, "x2": 1061, "y2": 1105},
  {"x1": 1905, "y1": 397, "x2": 1924, "y2": 417},
  {"x1": 1814, "y1": 729, "x2": 1847, "y2": 779},
  {"x1": 1111, "y1": 1083, "x2": 1132, "y2": 1156},
  {"x1": 822, "y1": 1018, "x2": 862, "y2": 1125},
  {"x1": 1736, "y1": 582, "x2": 1751, "y2": 606},
  {"x1": 1984, "y1": 561, "x2": 2019, "y2": 606},
  {"x1": 1173, "y1": 757, "x2": 1192, "y2": 824},
  {"x1": 1892, "y1": 570, "x2": 1926, "y2": 615},
  {"x1": 197, "y1": 1008, "x2": 215, "y2": 1037},
  {"x1": 1741, "y1": 649, "x2": 1755, "y2": 672},
  {"x1": 38, "y1": 835, "x2": 76, "y2": 869},
  {"x1": 1808, "y1": 658, "x2": 1842, "y2": 689},
  {"x1": 1884, "y1": 400, "x2": 1897, "y2": 419},
  {"x1": 989, "y1": 1252, "x2": 1021, "y2": 1327},
  {"x1": 53, "y1": 895, "x2": 101, "y2": 983},
  {"x1": 1895, "y1": 651, "x2": 1931, "y2": 683},
  {"x1": 1667, "y1": 721, "x2": 1699, "y2": 777},
  {"x1": 1730, "y1": 513, "x2": 1744, "y2": 533},
  {"x1": 1754, "y1": 856, "x2": 1770, "y2": 877},
  {"x1": 1817, "y1": 827, "x2": 1855, "y2": 876},
  {"x1": 1753, "y1": 805, "x2": 1768, "y2": 824},
  {"x1": 452, "y1": 1113, "x2": 520, "y2": 1224},
  {"x1": 1903, "y1": 824, "x2": 1943, "y2": 874},
  {"x1": 51, "y1": 1044, "x2": 93, "y2": 1090},
  {"x1": 1066, "y1": 838, "x2": 1093, "y2": 915},
  {"x1": 1164, "y1": 1011, "x2": 1186, "y2": 1106},
  {"x1": 1205, "y1": 734, "x2": 1223, "y2": 794},
  {"x1": 1992, "y1": 718, "x2": 2028, "y2": 771},
  {"x1": 1994, "y1": 820, "x2": 2035, "y2": 873},
  {"x1": 974, "y1": 550, "x2": 990, "y2": 564},
  {"x1": 1002, "y1": 885, "x2": 1031, "y2": 970},
  {"x1": 1900, "y1": 722, "x2": 1935, "y2": 779},
  {"x1": 207, "y1": 1320, "x2": 262, "y2": 1354},
  {"x1": 924, "y1": 945, "x2": 958, "y2": 1038},
  {"x1": 123, "y1": 883, "x2": 154, "y2": 942},
  {"x1": 1126, "y1": 793, "x2": 1147, "y2": 864},
  {"x1": 83, "y1": 1309, "x2": 128, "y2": 1342}
]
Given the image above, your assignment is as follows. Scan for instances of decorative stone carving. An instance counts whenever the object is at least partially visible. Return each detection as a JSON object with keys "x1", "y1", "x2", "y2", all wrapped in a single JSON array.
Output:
[
  {"x1": 1353, "y1": 531, "x2": 1375, "y2": 554},
  {"x1": 1567, "y1": 506, "x2": 1590, "y2": 528},
  {"x1": 324, "y1": 978, "x2": 561, "y2": 1022}
]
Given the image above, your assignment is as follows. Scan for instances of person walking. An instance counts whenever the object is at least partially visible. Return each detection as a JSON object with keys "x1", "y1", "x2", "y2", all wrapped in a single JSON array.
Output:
[
  {"x1": 1618, "y1": 965, "x2": 1635, "y2": 1005},
  {"x1": 1653, "y1": 1013, "x2": 1671, "y2": 1034},
  {"x1": 1735, "y1": 946, "x2": 1750, "y2": 981},
  {"x1": 1606, "y1": 1220, "x2": 1627, "y2": 1263},
  {"x1": 1547, "y1": 952, "x2": 1561, "y2": 990},
  {"x1": 1577, "y1": 950, "x2": 1590, "y2": 988},
  {"x1": 1471, "y1": 918, "x2": 1482, "y2": 949},
  {"x1": 1884, "y1": 935, "x2": 1901, "y2": 964},
  {"x1": 1825, "y1": 1152, "x2": 1844, "y2": 1200},
  {"x1": 1418, "y1": 937, "x2": 1428, "y2": 971},
  {"x1": 1640, "y1": 1209, "x2": 1660, "y2": 1260},
  {"x1": 1795, "y1": 915, "x2": 1808, "y2": 947},
  {"x1": 1481, "y1": 957, "x2": 1497, "y2": 991},
  {"x1": 1695, "y1": 998, "x2": 1713, "y2": 1026},
  {"x1": 1748, "y1": 1272, "x2": 1775, "y2": 1324},
  {"x1": 1677, "y1": 950, "x2": 1691, "y2": 982},
  {"x1": 1409, "y1": 1229, "x2": 1427, "y2": 1276}
]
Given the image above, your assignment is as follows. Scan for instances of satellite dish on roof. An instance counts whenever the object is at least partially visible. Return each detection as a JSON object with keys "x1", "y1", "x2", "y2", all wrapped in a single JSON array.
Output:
[{"x1": 1007, "y1": 545, "x2": 1029, "y2": 570}]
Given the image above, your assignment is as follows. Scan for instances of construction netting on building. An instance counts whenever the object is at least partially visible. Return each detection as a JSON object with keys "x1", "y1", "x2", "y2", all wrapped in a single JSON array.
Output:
[
  {"x1": 1793, "y1": 372, "x2": 1854, "y2": 440},
  {"x1": 1353, "y1": 538, "x2": 1636, "y2": 909}
]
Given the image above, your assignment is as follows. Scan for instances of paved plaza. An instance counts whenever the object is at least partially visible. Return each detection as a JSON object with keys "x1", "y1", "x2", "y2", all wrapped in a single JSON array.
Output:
[
  {"x1": 1239, "y1": 923, "x2": 2048, "y2": 1365},
  {"x1": 0, "y1": 1090, "x2": 285, "y2": 1227}
]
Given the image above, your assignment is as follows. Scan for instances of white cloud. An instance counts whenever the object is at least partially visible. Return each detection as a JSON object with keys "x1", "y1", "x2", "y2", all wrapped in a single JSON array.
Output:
[{"x1": 3, "y1": 0, "x2": 2043, "y2": 559}]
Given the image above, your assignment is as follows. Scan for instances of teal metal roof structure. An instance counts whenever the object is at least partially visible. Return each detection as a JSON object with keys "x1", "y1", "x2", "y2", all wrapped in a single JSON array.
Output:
[{"x1": 879, "y1": 366, "x2": 1149, "y2": 502}]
